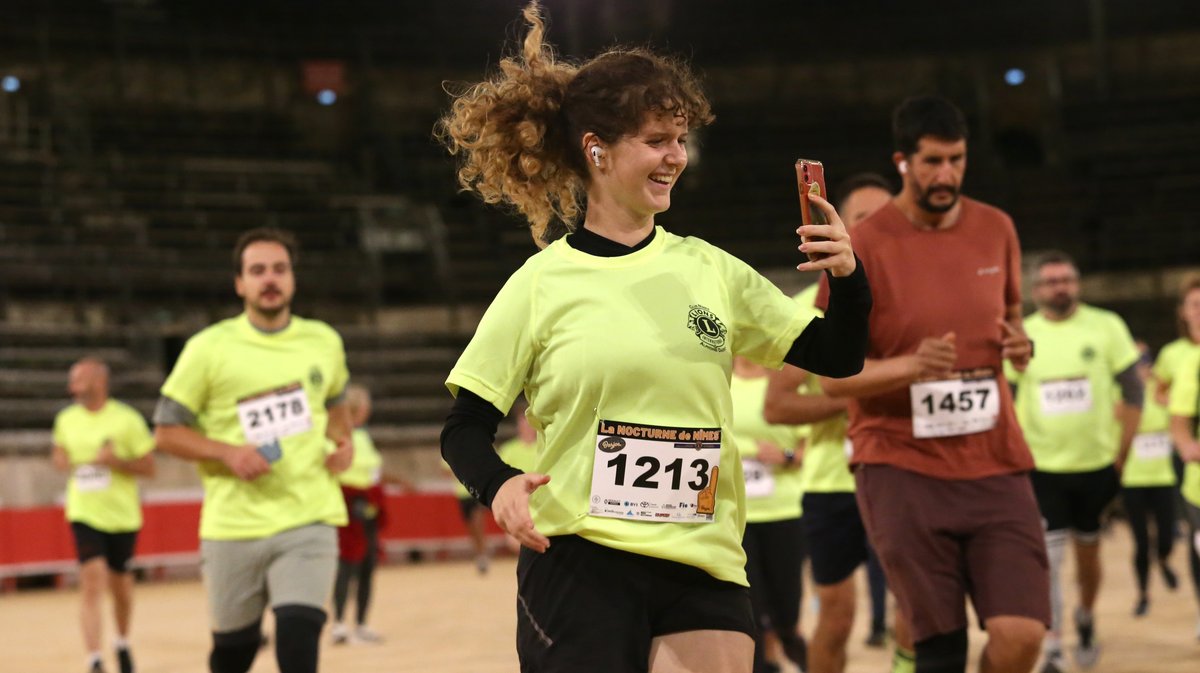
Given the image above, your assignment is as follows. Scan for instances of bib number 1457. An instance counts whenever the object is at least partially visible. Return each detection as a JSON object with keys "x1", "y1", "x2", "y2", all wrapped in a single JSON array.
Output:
[{"x1": 910, "y1": 375, "x2": 1000, "y2": 439}]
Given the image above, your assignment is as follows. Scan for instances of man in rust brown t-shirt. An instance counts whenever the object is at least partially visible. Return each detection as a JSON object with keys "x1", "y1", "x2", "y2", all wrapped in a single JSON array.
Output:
[{"x1": 817, "y1": 96, "x2": 1050, "y2": 673}]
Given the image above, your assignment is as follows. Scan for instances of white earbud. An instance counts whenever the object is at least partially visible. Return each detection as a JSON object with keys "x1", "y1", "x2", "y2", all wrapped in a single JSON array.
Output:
[
  {"x1": 590, "y1": 146, "x2": 602, "y2": 167},
  {"x1": 898, "y1": 160, "x2": 908, "y2": 175}
]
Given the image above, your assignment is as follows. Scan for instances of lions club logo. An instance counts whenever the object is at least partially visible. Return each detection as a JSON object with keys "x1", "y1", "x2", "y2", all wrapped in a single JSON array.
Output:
[{"x1": 687, "y1": 305, "x2": 727, "y2": 352}]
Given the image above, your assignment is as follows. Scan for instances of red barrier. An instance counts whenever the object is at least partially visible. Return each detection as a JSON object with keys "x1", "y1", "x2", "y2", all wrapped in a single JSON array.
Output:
[{"x1": 0, "y1": 491, "x2": 500, "y2": 577}]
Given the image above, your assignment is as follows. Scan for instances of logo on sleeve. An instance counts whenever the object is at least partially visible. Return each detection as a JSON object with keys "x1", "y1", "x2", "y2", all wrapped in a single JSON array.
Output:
[
  {"x1": 687, "y1": 305, "x2": 727, "y2": 352},
  {"x1": 309, "y1": 366, "x2": 324, "y2": 388},
  {"x1": 1080, "y1": 346, "x2": 1096, "y2": 362}
]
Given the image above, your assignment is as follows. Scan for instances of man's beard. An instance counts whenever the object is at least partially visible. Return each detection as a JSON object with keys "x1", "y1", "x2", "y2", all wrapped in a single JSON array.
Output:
[
  {"x1": 918, "y1": 186, "x2": 959, "y2": 213},
  {"x1": 251, "y1": 294, "x2": 290, "y2": 317},
  {"x1": 1043, "y1": 294, "x2": 1076, "y2": 316}
]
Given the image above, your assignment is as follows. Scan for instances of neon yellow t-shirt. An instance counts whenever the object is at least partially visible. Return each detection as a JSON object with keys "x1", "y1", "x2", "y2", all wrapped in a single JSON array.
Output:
[
  {"x1": 789, "y1": 284, "x2": 855, "y2": 494},
  {"x1": 1009, "y1": 305, "x2": 1140, "y2": 473},
  {"x1": 1153, "y1": 338, "x2": 1199, "y2": 385},
  {"x1": 730, "y1": 374, "x2": 805, "y2": 523},
  {"x1": 1167, "y1": 347, "x2": 1200, "y2": 507},
  {"x1": 1121, "y1": 389, "x2": 1176, "y2": 488},
  {"x1": 53, "y1": 400, "x2": 154, "y2": 533},
  {"x1": 339, "y1": 428, "x2": 383, "y2": 489},
  {"x1": 160, "y1": 314, "x2": 350, "y2": 540},
  {"x1": 498, "y1": 437, "x2": 539, "y2": 474},
  {"x1": 445, "y1": 228, "x2": 811, "y2": 586}
]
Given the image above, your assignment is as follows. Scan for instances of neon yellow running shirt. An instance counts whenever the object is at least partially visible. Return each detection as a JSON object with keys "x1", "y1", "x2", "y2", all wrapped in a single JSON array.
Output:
[{"x1": 446, "y1": 228, "x2": 811, "y2": 585}]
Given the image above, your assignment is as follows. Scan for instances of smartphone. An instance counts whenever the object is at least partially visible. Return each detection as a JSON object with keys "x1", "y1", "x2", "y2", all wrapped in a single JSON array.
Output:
[{"x1": 796, "y1": 158, "x2": 829, "y2": 260}]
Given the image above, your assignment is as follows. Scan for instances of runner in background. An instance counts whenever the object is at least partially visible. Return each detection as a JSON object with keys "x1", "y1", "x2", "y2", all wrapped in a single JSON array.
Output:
[
  {"x1": 332, "y1": 384, "x2": 412, "y2": 645},
  {"x1": 817, "y1": 95, "x2": 1049, "y2": 673},
  {"x1": 153, "y1": 227, "x2": 352, "y2": 673},
  {"x1": 52, "y1": 357, "x2": 156, "y2": 673},
  {"x1": 765, "y1": 173, "x2": 915, "y2": 673},
  {"x1": 732, "y1": 355, "x2": 808, "y2": 673},
  {"x1": 1155, "y1": 275, "x2": 1200, "y2": 628},
  {"x1": 1120, "y1": 341, "x2": 1179, "y2": 618},
  {"x1": 1008, "y1": 251, "x2": 1143, "y2": 672}
]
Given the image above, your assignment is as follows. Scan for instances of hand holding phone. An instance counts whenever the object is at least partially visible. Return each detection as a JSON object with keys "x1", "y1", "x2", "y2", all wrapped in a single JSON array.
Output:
[{"x1": 796, "y1": 159, "x2": 829, "y2": 261}]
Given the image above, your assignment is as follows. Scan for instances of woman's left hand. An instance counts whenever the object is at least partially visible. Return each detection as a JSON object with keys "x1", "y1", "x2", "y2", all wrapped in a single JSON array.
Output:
[{"x1": 797, "y1": 194, "x2": 856, "y2": 277}]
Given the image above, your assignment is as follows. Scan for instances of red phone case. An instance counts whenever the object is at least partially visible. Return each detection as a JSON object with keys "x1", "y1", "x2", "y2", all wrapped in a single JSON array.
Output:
[{"x1": 796, "y1": 159, "x2": 829, "y2": 260}]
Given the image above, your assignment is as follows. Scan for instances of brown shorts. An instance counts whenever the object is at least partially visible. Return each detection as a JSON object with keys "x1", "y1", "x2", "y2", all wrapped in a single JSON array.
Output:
[{"x1": 855, "y1": 464, "x2": 1050, "y2": 642}]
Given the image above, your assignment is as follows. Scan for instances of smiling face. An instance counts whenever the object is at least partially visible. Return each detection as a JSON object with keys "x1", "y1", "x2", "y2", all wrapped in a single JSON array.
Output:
[
  {"x1": 592, "y1": 112, "x2": 689, "y2": 226},
  {"x1": 235, "y1": 240, "x2": 295, "y2": 320}
]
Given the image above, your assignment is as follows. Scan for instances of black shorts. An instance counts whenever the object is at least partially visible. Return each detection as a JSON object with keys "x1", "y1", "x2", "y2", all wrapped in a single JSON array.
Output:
[
  {"x1": 516, "y1": 534, "x2": 754, "y2": 672},
  {"x1": 1030, "y1": 466, "x2": 1121, "y2": 537},
  {"x1": 71, "y1": 522, "x2": 138, "y2": 573},
  {"x1": 458, "y1": 496, "x2": 482, "y2": 521},
  {"x1": 802, "y1": 492, "x2": 869, "y2": 585}
]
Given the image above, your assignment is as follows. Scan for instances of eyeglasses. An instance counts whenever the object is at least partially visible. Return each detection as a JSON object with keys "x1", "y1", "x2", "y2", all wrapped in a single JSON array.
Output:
[{"x1": 1035, "y1": 276, "x2": 1078, "y2": 287}]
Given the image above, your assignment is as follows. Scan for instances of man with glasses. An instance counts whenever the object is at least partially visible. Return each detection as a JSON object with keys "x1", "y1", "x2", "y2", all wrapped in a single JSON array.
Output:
[{"x1": 1008, "y1": 251, "x2": 1143, "y2": 672}]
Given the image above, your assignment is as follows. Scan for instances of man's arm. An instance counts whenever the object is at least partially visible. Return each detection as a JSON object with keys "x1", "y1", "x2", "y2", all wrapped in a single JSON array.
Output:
[
  {"x1": 323, "y1": 400, "x2": 354, "y2": 474},
  {"x1": 763, "y1": 365, "x2": 847, "y2": 425},
  {"x1": 153, "y1": 396, "x2": 269, "y2": 480},
  {"x1": 1169, "y1": 415, "x2": 1200, "y2": 462},
  {"x1": 1001, "y1": 305, "x2": 1033, "y2": 372},
  {"x1": 819, "y1": 333, "x2": 957, "y2": 399},
  {"x1": 95, "y1": 441, "x2": 157, "y2": 478},
  {"x1": 1112, "y1": 363, "x2": 1144, "y2": 472},
  {"x1": 818, "y1": 356, "x2": 923, "y2": 399},
  {"x1": 51, "y1": 444, "x2": 70, "y2": 472}
]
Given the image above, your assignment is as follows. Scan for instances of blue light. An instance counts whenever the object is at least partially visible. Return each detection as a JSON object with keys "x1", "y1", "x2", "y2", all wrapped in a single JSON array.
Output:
[
  {"x1": 1, "y1": 76, "x2": 19, "y2": 93},
  {"x1": 1004, "y1": 68, "x2": 1026, "y2": 86},
  {"x1": 316, "y1": 89, "x2": 337, "y2": 106}
]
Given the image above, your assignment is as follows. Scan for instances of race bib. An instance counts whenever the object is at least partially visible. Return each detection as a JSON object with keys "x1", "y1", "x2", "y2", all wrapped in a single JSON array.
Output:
[
  {"x1": 741, "y1": 459, "x2": 776, "y2": 499},
  {"x1": 589, "y1": 420, "x2": 721, "y2": 523},
  {"x1": 237, "y1": 382, "x2": 313, "y2": 445},
  {"x1": 1039, "y1": 377, "x2": 1093, "y2": 416},
  {"x1": 1132, "y1": 432, "x2": 1172, "y2": 461},
  {"x1": 74, "y1": 465, "x2": 112, "y2": 493},
  {"x1": 911, "y1": 370, "x2": 1001, "y2": 439}
]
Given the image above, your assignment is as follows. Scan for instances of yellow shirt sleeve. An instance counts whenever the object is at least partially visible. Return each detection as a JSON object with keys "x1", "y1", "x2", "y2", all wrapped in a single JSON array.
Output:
[
  {"x1": 161, "y1": 333, "x2": 211, "y2": 415},
  {"x1": 1168, "y1": 349, "x2": 1200, "y2": 417},
  {"x1": 326, "y1": 330, "x2": 350, "y2": 401},
  {"x1": 52, "y1": 409, "x2": 66, "y2": 447},
  {"x1": 714, "y1": 249, "x2": 811, "y2": 369},
  {"x1": 446, "y1": 265, "x2": 537, "y2": 413},
  {"x1": 121, "y1": 406, "x2": 155, "y2": 459}
]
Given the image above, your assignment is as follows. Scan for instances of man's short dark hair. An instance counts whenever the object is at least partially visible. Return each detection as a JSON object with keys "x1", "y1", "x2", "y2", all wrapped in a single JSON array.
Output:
[
  {"x1": 835, "y1": 172, "x2": 893, "y2": 212},
  {"x1": 1035, "y1": 250, "x2": 1077, "y2": 272},
  {"x1": 233, "y1": 227, "x2": 299, "y2": 275},
  {"x1": 892, "y1": 95, "x2": 969, "y2": 156}
]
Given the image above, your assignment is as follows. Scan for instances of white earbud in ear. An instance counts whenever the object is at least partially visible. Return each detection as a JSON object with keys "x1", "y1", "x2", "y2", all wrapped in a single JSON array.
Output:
[
  {"x1": 898, "y1": 160, "x2": 908, "y2": 175},
  {"x1": 590, "y1": 145, "x2": 602, "y2": 167}
]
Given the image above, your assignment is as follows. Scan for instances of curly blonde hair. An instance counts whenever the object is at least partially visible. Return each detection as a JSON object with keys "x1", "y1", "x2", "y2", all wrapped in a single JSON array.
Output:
[{"x1": 435, "y1": 1, "x2": 713, "y2": 247}]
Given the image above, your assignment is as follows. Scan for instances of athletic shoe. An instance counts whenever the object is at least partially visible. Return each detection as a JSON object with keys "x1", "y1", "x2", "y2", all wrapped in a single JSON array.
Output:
[
  {"x1": 1133, "y1": 596, "x2": 1149, "y2": 617},
  {"x1": 330, "y1": 622, "x2": 350, "y2": 645},
  {"x1": 115, "y1": 647, "x2": 134, "y2": 673},
  {"x1": 1040, "y1": 652, "x2": 1065, "y2": 673},
  {"x1": 1161, "y1": 563, "x2": 1179, "y2": 591},
  {"x1": 1073, "y1": 607, "x2": 1100, "y2": 669},
  {"x1": 865, "y1": 626, "x2": 888, "y2": 648},
  {"x1": 476, "y1": 555, "x2": 490, "y2": 575},
  {"x1": 354, "y1": 625, "x2": 384, "y2": 644},
  {"x1": 88, "y1": 661, "x2": 106, "y2": 673}
]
